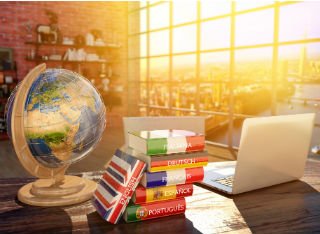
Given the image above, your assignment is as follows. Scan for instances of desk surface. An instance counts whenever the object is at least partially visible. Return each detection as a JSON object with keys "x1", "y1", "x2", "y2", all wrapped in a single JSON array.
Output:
[{"x1": 0, "y1": 159, "x2": 319, "y2": 234}]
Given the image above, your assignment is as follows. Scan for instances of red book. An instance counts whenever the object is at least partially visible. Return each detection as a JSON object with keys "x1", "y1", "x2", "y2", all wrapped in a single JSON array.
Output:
[
  {"x1": 123, "y1": 147, "x2": 209, "y2": 172},
  {"x1": 133, "y1": 184, "x2": 193, "y2": 204},
  {"x1": 123, "y1": 198, "x2": 186, "y2": 222}
]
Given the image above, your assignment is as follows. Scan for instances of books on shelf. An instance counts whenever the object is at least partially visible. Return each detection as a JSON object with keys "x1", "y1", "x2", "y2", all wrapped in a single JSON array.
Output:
[
  {"x1": 123, "y1": 197, "x2": 186, "y2": 223},
  {"x1": 92, "y1": 149, "x2": 146, "y2": 224},
  {"x1": 132, "y1": 184, "x2": 193, "y2": 204},
  {"x1": 140, "y1": 167, "x2": 204, "y2": 188},
  {"x1": 128, "y1": 129, "x2": 205, "y2": 155},
  {"x1": 122, "y1": 147, "x2": 209, "y2": 172}
]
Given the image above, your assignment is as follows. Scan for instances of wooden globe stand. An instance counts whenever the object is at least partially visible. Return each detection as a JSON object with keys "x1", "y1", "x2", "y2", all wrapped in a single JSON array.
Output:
[
  {"x1": 18, "y1": 175, "x2": 97, "y2": 207},
  {"x1": 11, "y1": 64, "x2": 97, "y2": 206}
]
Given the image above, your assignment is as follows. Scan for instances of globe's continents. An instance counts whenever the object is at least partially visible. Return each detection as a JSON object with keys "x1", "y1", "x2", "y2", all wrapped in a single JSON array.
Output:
[{"x1": 6, "y1": 69, "x2": 106, "y2": 168}]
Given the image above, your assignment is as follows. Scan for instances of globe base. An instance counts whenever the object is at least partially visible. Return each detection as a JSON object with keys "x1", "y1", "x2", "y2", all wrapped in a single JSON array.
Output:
[{"x1": 17, "y1": 175, "x2": 97, "y2": 207}]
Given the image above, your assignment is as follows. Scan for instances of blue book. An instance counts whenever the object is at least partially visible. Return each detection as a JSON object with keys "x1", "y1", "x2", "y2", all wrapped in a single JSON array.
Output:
[{"x1": 140, "y1": 167, "x2": 204, "y2": 188}]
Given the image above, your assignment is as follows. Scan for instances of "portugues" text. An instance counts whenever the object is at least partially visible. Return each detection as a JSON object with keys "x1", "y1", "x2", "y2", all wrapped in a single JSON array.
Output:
[{"x1": 148, "y1": 203, "x2": 185, "y2": 216}]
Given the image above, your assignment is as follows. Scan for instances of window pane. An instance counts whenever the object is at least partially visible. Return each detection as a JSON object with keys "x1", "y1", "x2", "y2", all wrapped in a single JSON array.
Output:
[
  {"x1": 235, "y1": 48, "x2": 273, "y2": 115},
  {"x1": 150, "y1": 3, "x2": 169, "y2": 30},
  {"x1": 278, "y1": 43, "x2": 320, "y2": 99},
  {"x1": 150, "y1": 57, "x2": 169, "y2": 81},
  {"x1": 149, "y1": 0, "x2": 161, "y2": 5},
  {"x1": 140, "y1": 34, "x2": 147, "y2": 57},
  {"x1": 173, "y1": 1, "x2": 197, "y2": 25},
  {"x1": 173, "y1": 55, "x2": 196, "y2": 82},
  {"x1": 201, "y1": 52, "x2": 229, "y2": 81},
  {"x1": 278, "y1": 43, "x2": 320, "y2": 85},
  {"x1": 173, "y1": 25, "x2": 197, "y2": 53},
  {"x1": 150, "y1": 30, "x2": 169, "y2": 56},
  {"x1": 236, "y1": 1, "x2": 274, "y2": 11},
  {"x1": 199, "y1": 51, "x2": 230, "y2": 114},
  {"x1": 149, "y1": 84, "x2": 170, "y2": 107},
  {"x1": 149, "y1": 107, "x2": 171, "y2": 116},
  {"x1": 172, "y1": 84, "x2": 197, "y2": 109},
  {"x1": 201, "y1": 18, "x2": 230, "y2": 50},
  {"x1": 235, "y1": 47, "x2": 273, "y2": 82},
  {"x1": 140, "y1": 83, "x2": 147, "y2": 104},
  {"x1": 279, "y1": 2, "x2": 320, "y2": 42},
  {"x1": 236, "y1": 9, "x2": 274, "y2": 46},
  {"x1": 201, "y1": 1, "x2": 231, "y2": 19},
  {"x1": 139, "y1": 107, "x2": 147, "y2": 116},
  {"x1": 140, "y1": 1, "x2": 147, "y2": 8},
  {"x1": 140, "y1": 59, "x2": 147, "y2": 82},
  {"x1": 200, "y1": 83, "x2": 226, "y2": 111},
  {"x1": 173, "y1": 111, "x2": 197, "y2": 116},
  {"x1": 278, "y1": 44, "x2": 320, "y2": 149}
]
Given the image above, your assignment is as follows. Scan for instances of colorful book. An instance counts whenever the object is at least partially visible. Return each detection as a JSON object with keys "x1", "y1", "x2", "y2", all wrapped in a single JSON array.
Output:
[
  {"x1": 128, "y1": 129, "x2": 205, "y2": 155},
  {"x1": 140, "y1": 167, "x2": 204, "y2": 188},
  {"x1": 123, "y1": 147, "x2": 209, "y2": 172},
  {"x1": 132, "y1": 184, "x2": 193, "y2": 204},
  {"x1": 123, "y1": 198, "x2": 186, "y2": 222},
  {"x1": 92, "y1": 149, "x2": 146, "y2": 224}
]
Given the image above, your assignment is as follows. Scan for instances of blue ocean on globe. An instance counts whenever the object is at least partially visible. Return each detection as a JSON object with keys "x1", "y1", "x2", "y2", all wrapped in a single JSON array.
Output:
[{"x1": 6, "y1": 69, "x2": 106, "y2": 168}]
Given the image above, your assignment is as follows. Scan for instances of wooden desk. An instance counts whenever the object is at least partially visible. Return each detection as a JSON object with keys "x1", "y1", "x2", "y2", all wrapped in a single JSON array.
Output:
[{"x1": 0, "y1": 159, "x2": 319, "y2": 234}]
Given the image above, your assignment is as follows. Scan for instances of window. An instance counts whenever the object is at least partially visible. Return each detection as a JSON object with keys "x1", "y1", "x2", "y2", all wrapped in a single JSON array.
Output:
[{"x1": 128, "y1": 1, "x2": 320, "y2": 150}]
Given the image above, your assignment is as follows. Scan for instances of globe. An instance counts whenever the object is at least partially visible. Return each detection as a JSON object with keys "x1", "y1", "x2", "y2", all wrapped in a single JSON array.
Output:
[{"x1": 5, "y1": 63, "x2": 106, "y2": 206}]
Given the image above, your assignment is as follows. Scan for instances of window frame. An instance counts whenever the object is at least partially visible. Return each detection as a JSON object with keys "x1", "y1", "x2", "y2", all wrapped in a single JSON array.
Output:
[{"x1": 127, "y1": 1, "x2": 320, "y2": 151}]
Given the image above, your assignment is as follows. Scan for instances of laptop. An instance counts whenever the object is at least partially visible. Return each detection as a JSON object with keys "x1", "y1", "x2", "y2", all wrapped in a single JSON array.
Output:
[{"x1": 201, "y1": 113, "x2": 315, "y2": 194}]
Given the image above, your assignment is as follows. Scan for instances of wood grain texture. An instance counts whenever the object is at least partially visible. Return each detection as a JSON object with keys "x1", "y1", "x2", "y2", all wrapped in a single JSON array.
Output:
[
  {"x1": 10, "y1": 63, "x2": 69, "y2": 179},
  {"x1": 0, "y1": 160, "x2": 319, "y2": 233},
  {"x1": 17, "y1": 176, "x2": 97, "y2": 207}
]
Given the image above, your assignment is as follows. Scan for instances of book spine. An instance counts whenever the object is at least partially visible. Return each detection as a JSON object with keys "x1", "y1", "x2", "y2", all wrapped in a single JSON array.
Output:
[
  {"x1": 147, "y1": 136, "x2": 205, "y2": 155},
  {"x1": 149, "y1": 162, "x2": 208, "y2": 172},
  {"x1": 124, "y1": 198, "x2": 186, "y2": 222},
  {"x1": 92, "y1": 155, "x2": 146, "y2": 224},
  {"x1": 142, "y1": 167, "x2": 204, "y2": 188},
  {"x1": 150, "y1": 156, "x2": 208, "y2": 172},
  {"x1": 186, "y1": 135, "x2": 205, "y2": 152},
  {"x1": 133, "y1": 184, "x2": 193, "y2": 204}
]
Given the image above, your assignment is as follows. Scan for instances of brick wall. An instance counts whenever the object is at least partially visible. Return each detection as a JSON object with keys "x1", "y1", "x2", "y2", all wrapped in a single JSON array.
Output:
[{"x1": 0, "y1": 1, "x2": 128, "y2": 115}]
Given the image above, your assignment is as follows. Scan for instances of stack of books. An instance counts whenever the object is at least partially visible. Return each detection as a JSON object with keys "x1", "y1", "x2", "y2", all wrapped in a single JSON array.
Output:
[{"x1": 122, "y1": 129, "x2": 208, "y2": 222}]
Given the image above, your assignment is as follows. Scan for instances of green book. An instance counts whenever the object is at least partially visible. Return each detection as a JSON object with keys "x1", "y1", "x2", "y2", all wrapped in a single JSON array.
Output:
[
  {"x1": 128, "y1": 129, "x2": 205, "y2": 155},
  {"x1": 123, "y1": 198, "x2": 186, "y2": 222}
]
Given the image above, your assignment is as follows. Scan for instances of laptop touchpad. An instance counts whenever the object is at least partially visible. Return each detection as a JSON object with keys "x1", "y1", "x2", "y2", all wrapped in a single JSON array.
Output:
[{"x1": 204, "y1": 161, "x2": 236, "y2": 180}]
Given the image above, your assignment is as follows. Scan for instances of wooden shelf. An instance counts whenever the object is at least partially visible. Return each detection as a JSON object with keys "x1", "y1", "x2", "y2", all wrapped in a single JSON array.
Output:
[
  {"x1": 25, "y1": 41, "x2": 121, "y2": 49},
  {"x1": 0, "y1": 70, "x2": 16, "y2": 72},
  {"x1": 26, "y1": 58, "x2": 111, "y2": 64}
]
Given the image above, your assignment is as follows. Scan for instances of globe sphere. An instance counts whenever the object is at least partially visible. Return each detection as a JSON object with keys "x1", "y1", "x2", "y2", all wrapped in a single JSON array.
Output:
[{"x1": 6, "y1": 68, "x2": 106, "y2": 168}]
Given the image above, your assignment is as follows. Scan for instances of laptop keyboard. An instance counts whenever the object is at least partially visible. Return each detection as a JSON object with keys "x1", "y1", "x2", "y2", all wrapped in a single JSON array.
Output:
[{"x1": 214, "y1": 176, "x2": 234, "y2": 187}]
